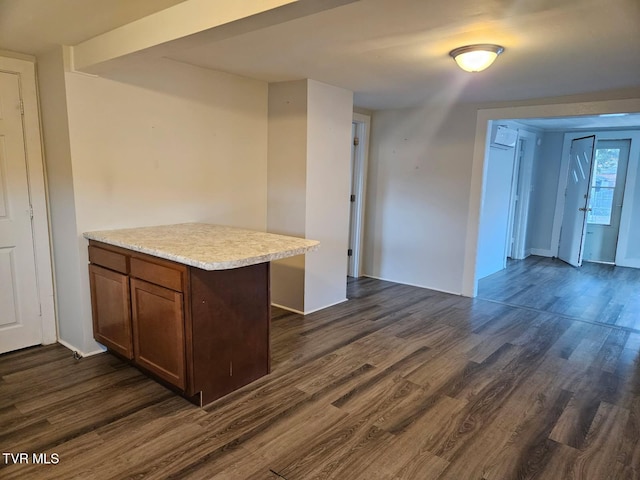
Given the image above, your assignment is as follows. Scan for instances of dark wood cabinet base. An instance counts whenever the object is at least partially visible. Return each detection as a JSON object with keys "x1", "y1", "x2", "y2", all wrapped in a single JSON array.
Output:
[
  {"x1": 88, "y1": 240, "x2": 271, "y2": 406},
  {"x1": 190, "y1": 263, "x2": 270, "y2": 405}
]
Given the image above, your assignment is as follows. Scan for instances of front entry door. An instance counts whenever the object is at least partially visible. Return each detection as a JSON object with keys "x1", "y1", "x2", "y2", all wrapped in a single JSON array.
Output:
[
  {"x1": 582, "y1": 139, "x2": 631, "y2": 263},
  {"x1": 0, "y1": 71, "x2": 42, "y2": 353},
  {"x1": 558, "y1": 136, "x2": 595, "y2": 267}
]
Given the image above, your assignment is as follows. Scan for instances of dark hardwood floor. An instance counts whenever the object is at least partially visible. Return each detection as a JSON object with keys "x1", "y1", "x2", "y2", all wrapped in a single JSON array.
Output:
[
  {"x1": 478, "y1": 255, "x2": 640, "y2": 332},
  {"x1": 1, "y1": 274, "x2": 639, "y2": 479}
]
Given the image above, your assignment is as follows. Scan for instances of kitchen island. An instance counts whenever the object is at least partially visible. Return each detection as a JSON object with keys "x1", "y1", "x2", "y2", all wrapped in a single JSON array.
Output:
[{"x1": 83, "y1": 223, "x2": 319, "y2": 406}]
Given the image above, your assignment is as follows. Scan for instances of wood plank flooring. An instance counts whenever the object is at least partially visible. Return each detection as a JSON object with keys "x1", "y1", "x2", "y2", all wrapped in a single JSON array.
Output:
[
  {"x1": 478, "y1": 255, "x2": 640, "y2": 331},
  {"x1": 1, "y1": 275, "x2": 639, "y2": 479}
]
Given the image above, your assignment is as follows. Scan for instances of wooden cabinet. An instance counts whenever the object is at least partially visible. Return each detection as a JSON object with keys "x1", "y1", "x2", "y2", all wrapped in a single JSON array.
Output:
[
  {"x1": 87, "y1": 240, "x2": 270, "y2": 406},
  {"x1": 89, "y1": 264, "x2": 133, "y2": 359},
  {"x1": 131, "y1": 278, "x2": 186, "y2": 390}
]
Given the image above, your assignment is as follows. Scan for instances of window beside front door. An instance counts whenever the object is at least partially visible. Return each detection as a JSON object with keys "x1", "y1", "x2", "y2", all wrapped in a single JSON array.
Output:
[{"x1": 587, "y1": 146, "x2": 623, "y2": 225}]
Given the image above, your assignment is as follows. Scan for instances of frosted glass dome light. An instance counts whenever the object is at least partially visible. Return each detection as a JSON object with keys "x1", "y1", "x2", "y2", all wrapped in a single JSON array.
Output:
[{"x1": 449, "y1": 44, "x2": 504, "y2": 72}]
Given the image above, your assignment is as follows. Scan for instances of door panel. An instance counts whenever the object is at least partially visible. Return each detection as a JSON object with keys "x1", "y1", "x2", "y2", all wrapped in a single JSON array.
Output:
[
  {"x1": 558, "y1": 136, "x2": 595, "y2": 267},
  {"x1": 89, "y1": 264, "x2": 133, "y2": 359},
  {"x1": 0, "y1": 71, "x2": 41, "y2": 353},
  {"x1": 131, "y1": 278, "x2": 186, "y2": 390}
]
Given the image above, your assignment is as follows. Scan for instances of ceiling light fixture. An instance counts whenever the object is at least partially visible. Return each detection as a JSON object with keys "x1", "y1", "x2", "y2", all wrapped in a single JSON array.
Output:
[{"x1": 449, "y1": 44, "x2": 504, "y2": 72}]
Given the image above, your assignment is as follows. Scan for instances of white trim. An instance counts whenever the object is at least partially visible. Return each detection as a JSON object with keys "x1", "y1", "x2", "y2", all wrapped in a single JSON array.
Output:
[
  {"x1": 57, "y1": 338, "x2": 105, "y2": 358},
  {"x1": 271, "y1": 298, "x2": 349, "y2": 315},
  {"x1": 511, "y1": 129, "x2": 537, "y2": 260},
  {"x1": 0, "y1": 50, "x2": 35, "y2": 62},
  {"x1": 362, "y1": 274, "x2": 462, "y2": 296},
  {"x1": 349, "y1": 112, "x2": 371, "y2": 278},
  {"x1": 0, "y1": 55, "x2": 57, "y2": 345},
  {"x1": 505, "y1": 133, "x2": 521, "y2": 262},
  {"x1": 304, "y1": 298, "x2": 348, "y2": 314},
  {"x1": 530, "y1": 248, "x2": 554, "y2": 257},
  {"x1": 463, "y1": 98, "x2": 640, "y2": 297},
  {"x1": 271, "y1": 302, "x2": 305, "y2": 315}
]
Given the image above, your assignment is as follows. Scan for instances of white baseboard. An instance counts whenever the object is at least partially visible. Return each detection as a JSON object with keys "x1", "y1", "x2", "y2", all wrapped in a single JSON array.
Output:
[
  {"x1": 271, "y1": 303, "x2": 305, "y2": 315},
  {"x1": 361, "y1": 274, "x2": 462, "y2": 296},
  {"x1": 530, "y1": 248, "x2": 555, "y2": 257},
  {"x1": 272, "y1": 298, "x2": 349, "y2": 316},
  {"x1": 57, "y1": 338, "x2": 106, "y2": 358},
  {"x1": 303, "y1": 298, "x2": 348, "y2": 315}
]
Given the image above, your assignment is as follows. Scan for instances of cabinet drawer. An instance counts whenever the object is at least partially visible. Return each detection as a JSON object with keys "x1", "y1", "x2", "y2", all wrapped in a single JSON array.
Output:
[
  {"x1": 89, "y1": 245, "x2": 128, "y2": 274},
  {"x1": 130, "y1": 257, "x2": 183, "y2": 292}
]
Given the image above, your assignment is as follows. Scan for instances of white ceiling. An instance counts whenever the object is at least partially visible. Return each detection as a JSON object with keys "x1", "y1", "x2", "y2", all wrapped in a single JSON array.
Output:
[
  {"x1": 0, "y1": 0, "x2": 187, "y2": 55},
  {"x1": 1, "y1": 0, "x2": 639, "y2": 111}
]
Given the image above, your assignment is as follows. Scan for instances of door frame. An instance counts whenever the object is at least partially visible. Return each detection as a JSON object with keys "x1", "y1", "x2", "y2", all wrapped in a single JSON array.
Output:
[
  {"x1": 0, "y1": 54, "x2": 57, "y2": 345},
  {"x1": 347, "y1": 112, "x2": 370, "y2": 278},
  {"x1": 552, "y1": 129, "x2": 640, "y2": 267},
  {"x1": 508, "y1": 129, "x2": 537, "y2": 260}
]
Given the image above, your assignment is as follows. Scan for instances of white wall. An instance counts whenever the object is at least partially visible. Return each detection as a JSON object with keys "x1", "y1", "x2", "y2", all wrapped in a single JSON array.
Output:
[
  {"x1": 364, "y1": 104, "x2": 476, "y2": 294},
  {"x1": 268, "y1": 80, "x2": 307, "y2": 312},
  {"x1": 304, "y1": 80, "x2": 352, "y2": 312},
  {"x1": 40, "y1": 54, "x2": 269, "y2": 355},
  {"x1": 67, "y1": 60, "x2": 268, "y2": 234},
  {"x1": 267, "y1": 79, "x2": 353, "y2": 313},
  {"x1": 38, "y1": 47, "x2": 87, "y2": 351},
  {"x1": 476, "y1": 141, "x2": 517, "y2": 279},
  {"x1": 528, "y1": 131, "x2": 564, "y2": 254},
  {"x1": 625, "y1": 144, "x2": 640, "y2": 264},
  {"x1": 365, "y1": 92, "x2": 640, "y2": 296}
]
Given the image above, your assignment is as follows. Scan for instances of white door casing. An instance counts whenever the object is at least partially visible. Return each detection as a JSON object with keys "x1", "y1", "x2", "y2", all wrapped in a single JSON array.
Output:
[
  {"x1": 347, "y1": 122, "x2": 357, "y2": 276},
  {"x1": 0, "y1": 55, "x2": 56, "y2": 354},
  {"x1": 558, "y1": 135, "x2": 595, "y2": 267},
  {"x1": 511, "y1": 130, "x2": 536, "y2": 260},
  {"x1": 0, "y1": 71, "x2": 42, "y2": 352},
  {"x1": 346, "y1": 113, "x2": 370, "y2": 278},
  {"x1": 506, "y1": 139, "x2": 523, "y2": 260}
]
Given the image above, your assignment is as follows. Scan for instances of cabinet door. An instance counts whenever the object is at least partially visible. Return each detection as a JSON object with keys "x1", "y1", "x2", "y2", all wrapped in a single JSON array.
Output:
[
  {"x1": 130, "y1": 278, "x2": 186, "y2": 390},
  {"x1": 89, "y1": 264, "x2": 133, "y2": 359}
]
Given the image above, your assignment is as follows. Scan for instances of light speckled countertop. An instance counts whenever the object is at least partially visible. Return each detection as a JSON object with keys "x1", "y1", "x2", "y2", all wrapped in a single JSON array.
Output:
[{"x1": 83, "y1": 223, "x2": 319, "y2": 271}]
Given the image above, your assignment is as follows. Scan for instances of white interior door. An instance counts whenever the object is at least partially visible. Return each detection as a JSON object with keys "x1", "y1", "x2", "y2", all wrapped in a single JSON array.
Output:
[
  {"x1": 0, "y1": 71, "x2": 42, "y2": 353},
  {"x1": 558, "y1": 135, "x2": 595, "y2": 267}
]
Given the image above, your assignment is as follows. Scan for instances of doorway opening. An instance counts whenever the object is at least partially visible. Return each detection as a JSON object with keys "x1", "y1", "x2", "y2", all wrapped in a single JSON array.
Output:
[
  {"x1": 555, "y1": 130, "x2": 639, "y2": 269},
  {"x1": 468, "y1": 110, "x2": 640, "y2": 299},
  {"x1": 473, "y1": 116, "x2": 640, "y2": 331}
]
